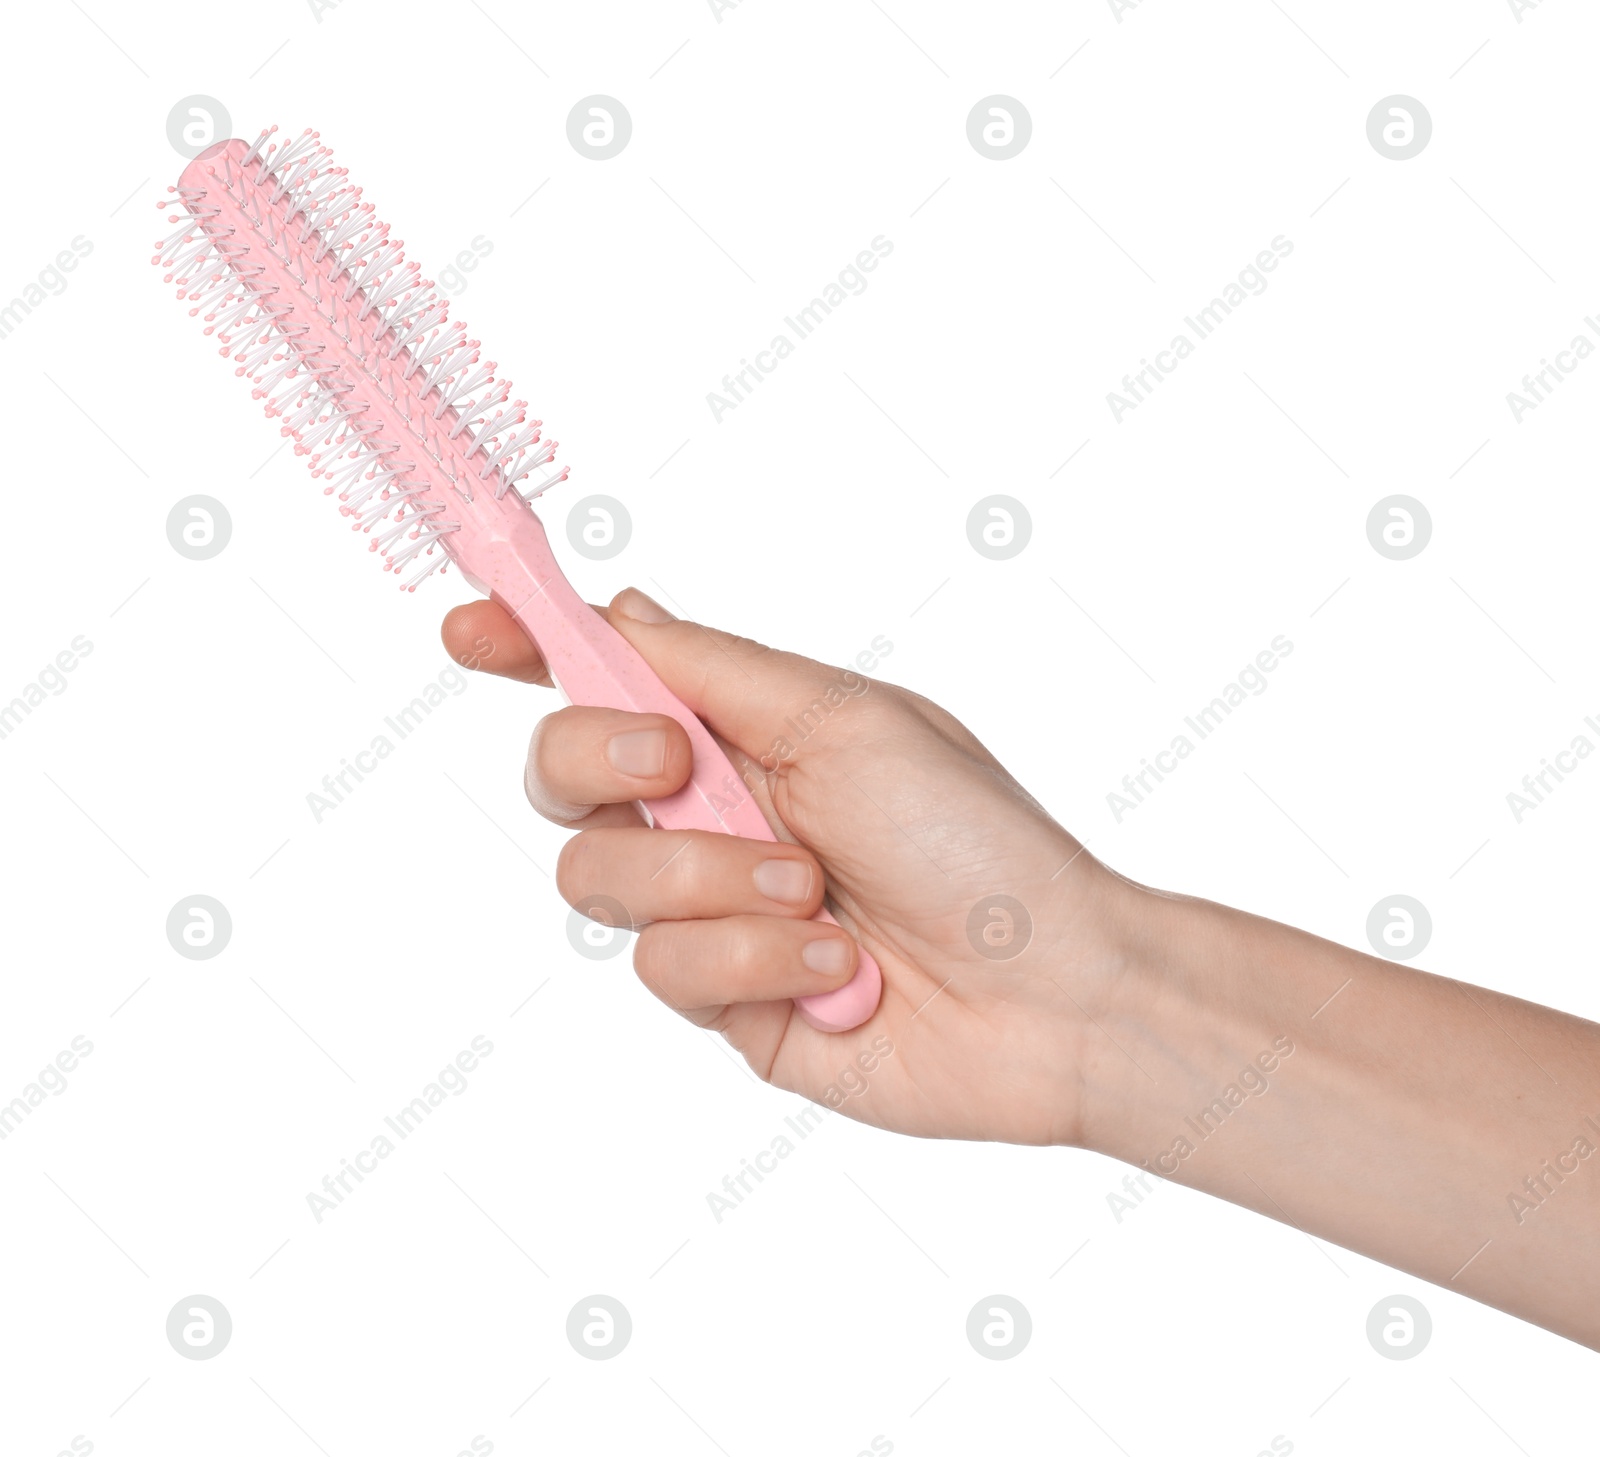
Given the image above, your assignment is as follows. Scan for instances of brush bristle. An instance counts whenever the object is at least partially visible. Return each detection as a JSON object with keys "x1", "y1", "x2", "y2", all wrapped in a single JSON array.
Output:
[{"x1": 153, "y1": 125, "x2": 568, "y2": 590}]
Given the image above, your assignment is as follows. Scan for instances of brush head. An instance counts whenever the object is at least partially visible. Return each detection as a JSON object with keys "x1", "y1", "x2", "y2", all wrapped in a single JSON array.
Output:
[{"x1": 154, "y1": 126, "x2": 568, "y2": 590}]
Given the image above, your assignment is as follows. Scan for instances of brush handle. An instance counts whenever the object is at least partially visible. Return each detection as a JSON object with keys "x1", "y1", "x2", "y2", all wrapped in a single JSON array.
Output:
[{"x1": 460, "y1": 519, "x2": 882, "y2": 1033}]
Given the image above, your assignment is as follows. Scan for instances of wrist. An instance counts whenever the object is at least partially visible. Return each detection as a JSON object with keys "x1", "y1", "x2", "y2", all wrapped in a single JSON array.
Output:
[{"x1": 1063, "y1": 875, "x2": 1282, "y2": 1163}]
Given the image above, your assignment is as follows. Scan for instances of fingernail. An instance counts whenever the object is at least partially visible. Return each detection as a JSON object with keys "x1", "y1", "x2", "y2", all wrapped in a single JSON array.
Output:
[
  {"x1": 801, "y1": 936, "x2": 854, "y2": 977},
  {"x1": 606, "y1": 728, "x2": 668, "y2": 778},
  {"x1": 754, "y1": 859, "x2": 813, "y2": 906},
  {"x1": 613, "y1": 588, "x2": 673, "y2": 624}
]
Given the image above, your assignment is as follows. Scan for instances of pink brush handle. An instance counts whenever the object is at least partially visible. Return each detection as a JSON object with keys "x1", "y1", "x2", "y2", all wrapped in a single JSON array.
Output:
[{"x1": 457, "y1": 514, "x2": 882, "y2": 1033}]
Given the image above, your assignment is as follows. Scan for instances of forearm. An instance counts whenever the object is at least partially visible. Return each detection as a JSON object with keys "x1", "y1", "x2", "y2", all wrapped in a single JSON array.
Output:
[{"x1": 1080, "y1": 881, "x2": 1600, "y2": 1348}]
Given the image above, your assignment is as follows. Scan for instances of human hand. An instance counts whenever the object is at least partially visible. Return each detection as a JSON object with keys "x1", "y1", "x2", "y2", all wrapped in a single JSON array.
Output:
[
  {"x1": 441, "y1": 587, "x2": 1135, "y2": 1147},
  {"x1": 443, "y1": 587, "x2": 1600, "y2": 1346}
]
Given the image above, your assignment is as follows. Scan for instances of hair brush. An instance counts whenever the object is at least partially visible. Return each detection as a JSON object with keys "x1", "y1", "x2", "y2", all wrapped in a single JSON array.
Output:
[{"x1": 154, "y1": 126, "x2": 882, "y2": 1033}]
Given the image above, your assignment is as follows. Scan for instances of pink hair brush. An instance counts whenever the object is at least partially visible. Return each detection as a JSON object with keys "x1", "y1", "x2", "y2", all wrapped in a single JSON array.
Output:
[{"x1": 154, "y1": 126, "x2": 882, "y2": 1033}]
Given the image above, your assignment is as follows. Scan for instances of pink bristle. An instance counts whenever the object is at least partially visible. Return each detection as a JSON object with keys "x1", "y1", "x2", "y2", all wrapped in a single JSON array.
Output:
[{"x1": 153, "y1": 125, "x2": 568, "y2": 590}]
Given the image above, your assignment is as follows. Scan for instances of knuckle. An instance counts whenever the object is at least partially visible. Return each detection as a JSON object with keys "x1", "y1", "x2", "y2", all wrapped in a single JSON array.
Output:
[
  {"x1": 691, "y1": 631, "x2": 773, "y2": 699},
  {"x1": 632, "y1": 921, "x2": 677, "y2": 987},
  {"x1": 722, "y1": 629, "x2": 773, "y2": 661},
  {"x1": 899, "y1": 685, "x2": 968, "y2": 737},
  {"x1": 526, "y1": 709, "x2": 592, "y2": 821},
  {"x1": 529, "y1": 706, "x2": 579, "y2": 775},
  {"x1": 554, "y1": 833, "x2": 597, "y2": 907},
  {"x1": 651, "y1": 834, "x2": 708, "y2": 900},
  {"x1": 733, "y1": 920, "x2": 768, "y2": 972},
  {"x1": 847, "y1": 683, "x2": 910, "y2": 735},
  {"x1": 635, "y1": 918, "x2": 748, "y2": 986},
  {"x1": 524, "y1": 714, "x2": 558, "y2": 808},
  {"x1": 707, "y1": 918, "x2": 760, "y2": 978}
]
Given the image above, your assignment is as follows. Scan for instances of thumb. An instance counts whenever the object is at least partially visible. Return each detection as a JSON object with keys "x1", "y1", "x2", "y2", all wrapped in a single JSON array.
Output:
[{"x1": 607, "y1": 587, "x2": 868, "y2": 763}]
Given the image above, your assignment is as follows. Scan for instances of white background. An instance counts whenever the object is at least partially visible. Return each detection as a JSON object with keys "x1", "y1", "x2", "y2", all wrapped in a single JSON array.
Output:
[{"x1": 1, "y1": 0, "x2": 1595, "y2": 1453}]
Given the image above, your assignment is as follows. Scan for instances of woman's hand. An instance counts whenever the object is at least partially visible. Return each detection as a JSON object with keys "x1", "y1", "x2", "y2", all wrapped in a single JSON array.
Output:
[
  {"x1": 442, "y1": 587, "x2": 1134, "y2": 1148},
  {"x1": 444, "y1": 586, "x2": 1600, "y2": 1349}
]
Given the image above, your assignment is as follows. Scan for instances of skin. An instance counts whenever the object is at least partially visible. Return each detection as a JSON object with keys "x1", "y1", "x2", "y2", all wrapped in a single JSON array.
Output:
[{"x1": 443, "y1": 587, "x2": 1600, "y2": 1350}]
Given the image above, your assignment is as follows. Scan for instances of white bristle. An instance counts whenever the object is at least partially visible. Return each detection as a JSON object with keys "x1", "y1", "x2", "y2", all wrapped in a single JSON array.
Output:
[{"x1": 154, "y1": 125, "x2": 569, "y2": 589}]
